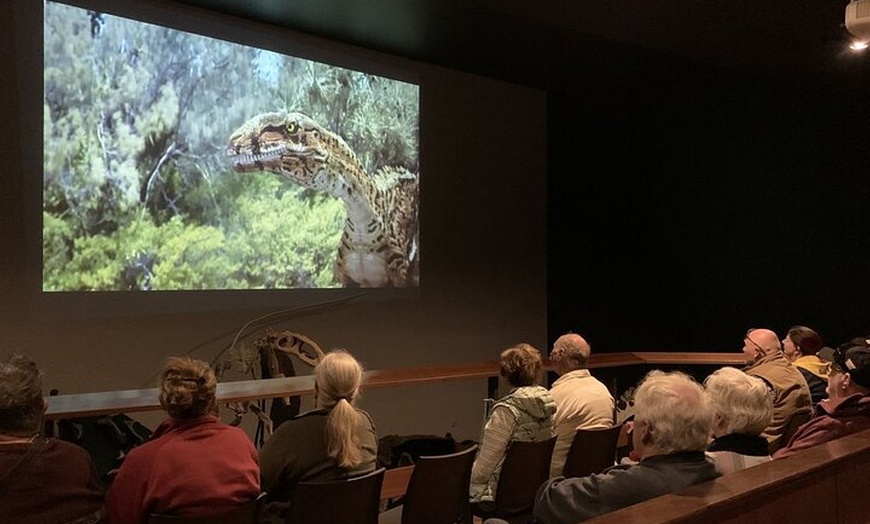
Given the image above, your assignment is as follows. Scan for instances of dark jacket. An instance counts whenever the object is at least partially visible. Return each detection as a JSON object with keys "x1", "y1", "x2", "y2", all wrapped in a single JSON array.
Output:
[
  {"x1": 0, "y1": 438, "x2": 105, "y2": 524},
  {"x1": 707, "y1": 433, "x2": 770, "y2": 456},
  {"x1": 534, "y1": 451, "x2": 720, "y2": 524},
  {"x1": 259, "y1": 408, "x2": 378, "y2": 502}
]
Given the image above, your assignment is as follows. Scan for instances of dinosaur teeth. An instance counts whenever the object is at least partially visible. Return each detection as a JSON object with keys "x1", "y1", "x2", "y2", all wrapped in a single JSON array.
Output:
[{"x1": 230, "y1": 148, "x2": 284, "y2": 167}]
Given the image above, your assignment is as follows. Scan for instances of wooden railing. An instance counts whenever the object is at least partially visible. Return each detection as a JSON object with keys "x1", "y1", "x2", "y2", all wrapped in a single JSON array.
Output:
[
  {"x1": 585, "y1": 428, "x2": 870, "y2": 524},
  {"x1": 45, "y1": 352, "x2": 745, "y2": 419}
]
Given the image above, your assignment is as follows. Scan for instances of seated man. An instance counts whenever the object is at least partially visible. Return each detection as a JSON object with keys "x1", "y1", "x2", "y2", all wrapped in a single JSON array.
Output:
[
  {"x1": 741, "y1": 328, "x2": 812, "y2": 451},
  {"x1": 531, "y1": 370, "x2": 719, "y2": 524},
  {"x1": 548, "y1": 333, "x2": 614, "y2": 477},
  {"x1": 0, "y1": 354, "x2": 104, "y2": 524},
  {"x1": 704, "y1": 367, "x2": 773, "y2": 474},
  {"x1": 774, "y1": 343, "x2": 870, "y2": 458}
]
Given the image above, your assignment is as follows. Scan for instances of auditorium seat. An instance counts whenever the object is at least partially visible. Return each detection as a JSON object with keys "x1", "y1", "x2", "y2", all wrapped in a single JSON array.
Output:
[
  {"x1": 146, "y1": 495, "x2": 263, "y2": 524},
  {"x1": 287, "y1": 467, "x2": 385, "y2": 524},
  {"x1": 471, "y1": 436, "x2": 557, "y2": 524},
  {"x1": 562, "y1": 425, "x2": 622, "y2": 478}
]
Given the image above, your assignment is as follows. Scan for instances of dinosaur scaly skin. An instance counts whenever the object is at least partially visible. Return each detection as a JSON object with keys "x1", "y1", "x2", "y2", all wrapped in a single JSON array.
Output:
[{"x1": 227, "y1": 112, "x2": 419, "y2": 287}]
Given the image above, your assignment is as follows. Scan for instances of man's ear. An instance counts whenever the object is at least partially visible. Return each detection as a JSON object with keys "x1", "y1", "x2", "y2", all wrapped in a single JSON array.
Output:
[
  {"x1": 841, "y1": 373, "x2": 852, "y2": 390},
  {"x1": 640, "y1": 421, "x2": 655, "y2": 445},
  {"x1": 713, "y1": 413, "x2": 725, "y2": 433}
]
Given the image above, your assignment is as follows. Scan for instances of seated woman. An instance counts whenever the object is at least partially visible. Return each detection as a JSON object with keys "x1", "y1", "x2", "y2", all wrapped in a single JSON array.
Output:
[
  {"x1": 259, "y1": 350, "x2": 378, "y2": 522},
  {"x1": 106, "y1": 357, "x2": 260, "y2": 524},
  {"x1": 0, "y1": 353, "x2": 104, "y2": 524},
  {"x1": 704, "y1": 366, "x2": 773, "y2": 474},
  {"x1": 470, "y1": 343, "x2": 556, "y2": 504},
  {"x1": 782, "y1": 325, "x2": 829, "y2": 404}
]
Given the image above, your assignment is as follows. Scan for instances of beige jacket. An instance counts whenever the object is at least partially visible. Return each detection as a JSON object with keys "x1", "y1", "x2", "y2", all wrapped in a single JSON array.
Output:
[
  {"x1": 548, "y1": 369, "x2": 614, "y2": 477},
  {"x1": 744, "y1": 351, "x2": 812, "y2": 447}
]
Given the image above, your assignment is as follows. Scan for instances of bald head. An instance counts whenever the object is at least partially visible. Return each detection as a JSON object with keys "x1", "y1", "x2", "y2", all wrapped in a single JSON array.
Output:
[
  {"x1": 551, "y1": 333, "x2": 591, "y2": 375},
  {"x1": 743, "y1": 328, "x2": 782, "y2": 363}
]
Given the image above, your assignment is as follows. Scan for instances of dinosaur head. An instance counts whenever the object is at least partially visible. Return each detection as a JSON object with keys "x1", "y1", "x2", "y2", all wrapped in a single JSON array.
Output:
[{"x1": 226, "y1": 111, "x2": 338, "y2": 188}]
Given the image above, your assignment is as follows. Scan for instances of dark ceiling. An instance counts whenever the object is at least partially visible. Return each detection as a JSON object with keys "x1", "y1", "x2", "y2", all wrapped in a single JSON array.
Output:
[{"x1": 170, "y1": 0, "x2": 867, "y2": 91}]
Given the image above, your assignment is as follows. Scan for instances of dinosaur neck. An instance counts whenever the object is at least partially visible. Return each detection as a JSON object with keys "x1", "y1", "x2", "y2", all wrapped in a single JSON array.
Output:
[{"x1": 307, "y1": 153, "x2": 383, "y2": 237}]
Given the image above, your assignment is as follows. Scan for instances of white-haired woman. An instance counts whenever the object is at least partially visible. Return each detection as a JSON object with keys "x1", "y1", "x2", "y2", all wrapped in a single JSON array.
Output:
[
  {"x1": 704, "y1": 366, "x2": 773, "y2": 474},
  {"x1": 259, "y1": 350, "x2": 378, "y2": 522}
]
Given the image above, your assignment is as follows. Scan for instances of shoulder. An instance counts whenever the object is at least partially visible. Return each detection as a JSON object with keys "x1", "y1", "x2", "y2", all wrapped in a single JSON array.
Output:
[
  {"x1": 270, "y1": 410, "x2": 328, "y2": 439},
  {"x1": 356, "y1": 408, "x2": 377, "y2": 429},
  {"x1": 217, "y1": 423, "x2": 257, "y2": 447},
  {"x1": 45, "y1": 438, "x2": 98, "y2": 465}
]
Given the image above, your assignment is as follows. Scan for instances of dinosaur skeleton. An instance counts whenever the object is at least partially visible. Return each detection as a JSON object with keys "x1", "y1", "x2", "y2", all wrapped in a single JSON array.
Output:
[{"x1": 222, "y1": 330, "x2": 325, "y2": 436}]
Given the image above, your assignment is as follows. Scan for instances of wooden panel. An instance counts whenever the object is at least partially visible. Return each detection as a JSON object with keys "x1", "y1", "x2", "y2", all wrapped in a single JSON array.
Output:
[
  {"x1": 585, "y1": 429, "x2": 870, "y2": 524},
  {"x1": 835, "y1": 453, "x2": 870, "y2": 524},
  {"x1": 381, "y1": 465, "x2": 415, "y2": 501}
]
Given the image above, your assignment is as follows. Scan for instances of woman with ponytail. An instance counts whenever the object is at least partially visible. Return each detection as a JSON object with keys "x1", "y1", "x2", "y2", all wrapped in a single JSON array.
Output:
[
  {"x1": 259, "y1": 350, "x2": 377, "y2": 522},
  {"x1": 106, "y1": 357, "x2": 260, "y2": 524}
]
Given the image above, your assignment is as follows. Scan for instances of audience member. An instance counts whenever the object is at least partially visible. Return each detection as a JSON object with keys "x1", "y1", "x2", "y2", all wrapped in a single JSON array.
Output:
[
  {"x1": 774, "y1": 344, "x2": 870, "y2": 458},
  {"x1": 470, "y1": 343, "x2": 555, "y2": 505},
  {"x1": 741, "y1": 328, "x2": 812, "y2": 451},
  {"x1": 259, "y1": 350, "x2": 377, "y2": 522},
  {"x1": 532, "y1": 371, "x2": 718, "y2": 524},
  {"x1": 547, "y1": 333, "x2": 614, "y2": 477},
  {"x1": 704, "y1": 366, "x2": 773, "y2": 474},
  {"x1": 782, "y1": 325, "x2": 829, "y2": 404},
  {"x1": 0, "y1": 354, "x2": 104, "y2": 524},
  {"x1": 106, "y1": 357, "x2": 259, "y2": 524}
]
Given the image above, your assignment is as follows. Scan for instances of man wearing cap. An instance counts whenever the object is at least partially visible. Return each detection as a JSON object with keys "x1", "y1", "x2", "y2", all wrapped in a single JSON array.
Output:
[
  {"x1": 773, "y1": 343, "x2": 870, "y2": 458},
  {"x1": 547, "y1": 333, "x2": 615, "y2": 477},
  {"x1": 741, "y1": 328, "x2": 812, "y2": 452}
]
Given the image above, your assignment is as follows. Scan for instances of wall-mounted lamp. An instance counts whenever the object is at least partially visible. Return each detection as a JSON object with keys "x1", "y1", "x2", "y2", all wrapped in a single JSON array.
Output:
[{"x1": 846, "y1": 0, "x2": 870, "y2": 50}]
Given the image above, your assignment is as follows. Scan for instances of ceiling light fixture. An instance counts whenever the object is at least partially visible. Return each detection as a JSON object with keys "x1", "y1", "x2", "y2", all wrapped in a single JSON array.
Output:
[{"x1": 846, "y1": 0, "x2": 870, "y2": 51}]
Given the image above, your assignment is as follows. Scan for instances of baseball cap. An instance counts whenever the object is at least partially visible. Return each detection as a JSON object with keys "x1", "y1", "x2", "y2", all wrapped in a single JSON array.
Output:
[{"x1": 832, "y1": 345, "x2": 870, "y2": 389}]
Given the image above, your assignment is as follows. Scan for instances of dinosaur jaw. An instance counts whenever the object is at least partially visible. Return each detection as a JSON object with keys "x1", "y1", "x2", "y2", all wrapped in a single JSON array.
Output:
[{"x1": 228, "y1": 147, "x2": 285, "y2": 174}]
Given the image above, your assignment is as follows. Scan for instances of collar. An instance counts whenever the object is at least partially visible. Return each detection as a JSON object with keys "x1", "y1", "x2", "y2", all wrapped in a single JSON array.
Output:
[
  {"x1": 707, "y1": 433, "x2": 770, "y2": 456},
  {"x1": 153, "y1": 415, "x2": 219, "y2": 438},
  {"x1": 817, "y1": 392, "x2": 870, "y2": 415},
  {"x1": 639, "y1": 450, "x2": 708, "y2": 464},
  {"x1": 552, "y1": 368, "x2": 592, "y2": 384},
  {"x1": 745, "y1": 350, "x2": 787, "y2": 369}
]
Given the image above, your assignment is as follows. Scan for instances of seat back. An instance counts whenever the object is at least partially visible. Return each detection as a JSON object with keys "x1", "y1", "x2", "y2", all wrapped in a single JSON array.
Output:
[
  {"x1": 493, "y1": 436, "x2": 557, "y2": 516},
  {"x1": 146, "y1": 495, "x2": 263, "y2": 524},
  {"x1": 562, "y1": 425, "x2": 622, "y2": 478},
  {"x1": 288, "y1": 467, "x2": 385, "y2": 524},
  {"x1": 400, "y1": 444, "x2": 478, "y2": 524},
  {"x1": 769, "y1": 409, "x2": 813, "y2": 454}
]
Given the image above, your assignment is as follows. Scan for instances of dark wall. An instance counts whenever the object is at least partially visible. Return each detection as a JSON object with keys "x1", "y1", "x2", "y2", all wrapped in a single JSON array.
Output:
[{"x1": 547, "y1": 62, "x2": 870, "y2": 353}]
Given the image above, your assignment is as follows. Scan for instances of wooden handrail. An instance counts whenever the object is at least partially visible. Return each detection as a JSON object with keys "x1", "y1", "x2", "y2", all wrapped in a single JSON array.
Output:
[
  {"x1": 584, "y1": 428, "x2": 870, "y2": 523},
  {"x1": 44, "y1": 352, "x2": 745, "y2": 419}
]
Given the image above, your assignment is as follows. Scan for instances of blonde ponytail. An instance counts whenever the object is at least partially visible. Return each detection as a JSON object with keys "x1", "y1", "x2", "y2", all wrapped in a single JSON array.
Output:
[{"x1": 315, "y1": 350, "x2": 366, "y2": 469}]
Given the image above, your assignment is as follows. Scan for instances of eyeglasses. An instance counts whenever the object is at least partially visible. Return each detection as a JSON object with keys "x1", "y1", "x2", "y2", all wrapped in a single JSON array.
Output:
[
  {"x1": 825, "y1": 362, "x2": 845, "y2": 375},
  {"x1": 744, "y1": 330, "x2": 767, "y2": 355}
]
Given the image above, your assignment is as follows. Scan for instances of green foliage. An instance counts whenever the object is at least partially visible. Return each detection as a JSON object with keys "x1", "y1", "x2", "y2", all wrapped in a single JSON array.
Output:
[{"x1": 42, "y1": 3, "x2": 418, "y2": 290}]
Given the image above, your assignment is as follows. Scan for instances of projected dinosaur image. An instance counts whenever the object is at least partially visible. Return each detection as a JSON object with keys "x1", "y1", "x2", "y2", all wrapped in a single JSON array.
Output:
[
  {"x1": 41, "y1": 1, "x2": 419, "y2": 291},
  {"x1": 228, "y1": 112, "x2": 419, "y2": 288}
]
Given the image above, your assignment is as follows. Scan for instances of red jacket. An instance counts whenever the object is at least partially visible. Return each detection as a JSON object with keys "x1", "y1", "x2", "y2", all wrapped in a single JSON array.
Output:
[
  {"x1": 105, "y1": 415, "x2": 260, "y2": 524},
  {"x1": 773, "y1": 393, "x2": 870, "y2": 459}
]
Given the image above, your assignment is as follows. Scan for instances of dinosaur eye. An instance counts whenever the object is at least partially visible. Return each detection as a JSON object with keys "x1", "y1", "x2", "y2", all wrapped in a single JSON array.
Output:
[{"x1": 286, "y1": 121, "x2": 298, "y2": 134}]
